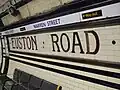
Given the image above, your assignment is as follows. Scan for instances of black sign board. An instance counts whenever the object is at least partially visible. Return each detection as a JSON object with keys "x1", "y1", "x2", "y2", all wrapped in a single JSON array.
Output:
[
  {"x1": 20, "y1": 27, "x2": 26, "y2": 31},
  {"x1": 82, "y1": 10, "x2": 102, "y2": 19}
]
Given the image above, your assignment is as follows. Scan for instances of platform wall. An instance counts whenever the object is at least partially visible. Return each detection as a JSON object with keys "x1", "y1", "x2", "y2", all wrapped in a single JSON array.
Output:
[{"x1": 6, "y1": 25, "x2": 120, "y2": 90}]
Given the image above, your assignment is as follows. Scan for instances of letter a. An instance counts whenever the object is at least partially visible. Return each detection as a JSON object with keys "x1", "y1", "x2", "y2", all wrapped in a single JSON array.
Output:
[{"x1": 71, "y1": 32, "x2": 84, "y2": 53}]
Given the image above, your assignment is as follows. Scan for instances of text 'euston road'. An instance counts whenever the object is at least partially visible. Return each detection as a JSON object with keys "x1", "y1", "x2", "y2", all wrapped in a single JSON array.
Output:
[{"x1": 10, "y1": 30, "x2": 100, "y2": 54}]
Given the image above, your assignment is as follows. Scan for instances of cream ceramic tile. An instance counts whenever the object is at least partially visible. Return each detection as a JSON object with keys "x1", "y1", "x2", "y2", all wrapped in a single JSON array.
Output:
[{"x1": 61, "y1": 0, "x2": 72, "y2": 4}]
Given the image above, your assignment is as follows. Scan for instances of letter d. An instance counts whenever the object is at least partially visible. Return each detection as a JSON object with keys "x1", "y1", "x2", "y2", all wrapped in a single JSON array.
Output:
[{"x1": 84, "y1": 30, "x2": 100, "y2": 54}]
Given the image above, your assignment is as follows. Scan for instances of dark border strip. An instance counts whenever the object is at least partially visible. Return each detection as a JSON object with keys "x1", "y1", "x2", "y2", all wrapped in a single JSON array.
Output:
[
  {"x1": 6, "y1": 56, "x2": 120, "y2": 89},
  {"x1": 9, "y1": 53, "x2": 120, "y2": 79},
  {"x1": 1, "y1": 36, "x2": 10, "y2": 74},
  {"x1": 3, "y1": 56, "x2": 9, "y2": 74},
  {"x1": 3, "y1": 36, "x2": 10, "y2": 74},
  {"x1": 2, "y1": 53, "x2": 6, "y2": 55},
  {"x1": 10, "y1": 50, "x2": 120, "y2": 69},
  {"x1": 0, "y1": 36, "x2": 3, "y2": 72}
]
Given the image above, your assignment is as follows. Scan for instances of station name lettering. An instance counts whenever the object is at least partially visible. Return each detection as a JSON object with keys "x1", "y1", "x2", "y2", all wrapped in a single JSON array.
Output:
[
  {"x1": 51, "y1": 30, "x2": 100, "y2": 54},
  {"x1": 10, "y1": 30, "x2": 100, "y2": 54},
  {"x1": 11, "y1": 36, "x2": 38, "y2": 50}
]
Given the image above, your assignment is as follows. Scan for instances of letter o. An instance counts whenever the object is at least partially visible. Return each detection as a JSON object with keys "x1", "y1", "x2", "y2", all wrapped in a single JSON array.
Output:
[{"x1": 60, "y1": 33, "x2": 70, "y2": 52}]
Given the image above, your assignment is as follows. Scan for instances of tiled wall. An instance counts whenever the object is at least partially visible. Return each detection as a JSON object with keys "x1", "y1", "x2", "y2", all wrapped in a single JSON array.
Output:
[
  {"x1": 7, "y1": 25, "x2": 120, "y2": 90},
  {"x1": 1, "y1": 0, "x2": 72, "y2": 25},
  {"x1": 8, "y1": 58, "x2": 120, "y2": 90}
]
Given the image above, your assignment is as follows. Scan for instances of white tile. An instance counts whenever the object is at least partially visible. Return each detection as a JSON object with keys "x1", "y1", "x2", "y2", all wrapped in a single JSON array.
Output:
[
  {"x1": 107, "y1": 77, "x2": 120, "y2": 84},
  {"x1": 94, "y1": 84, "x2": 107, "y2": 90}
]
